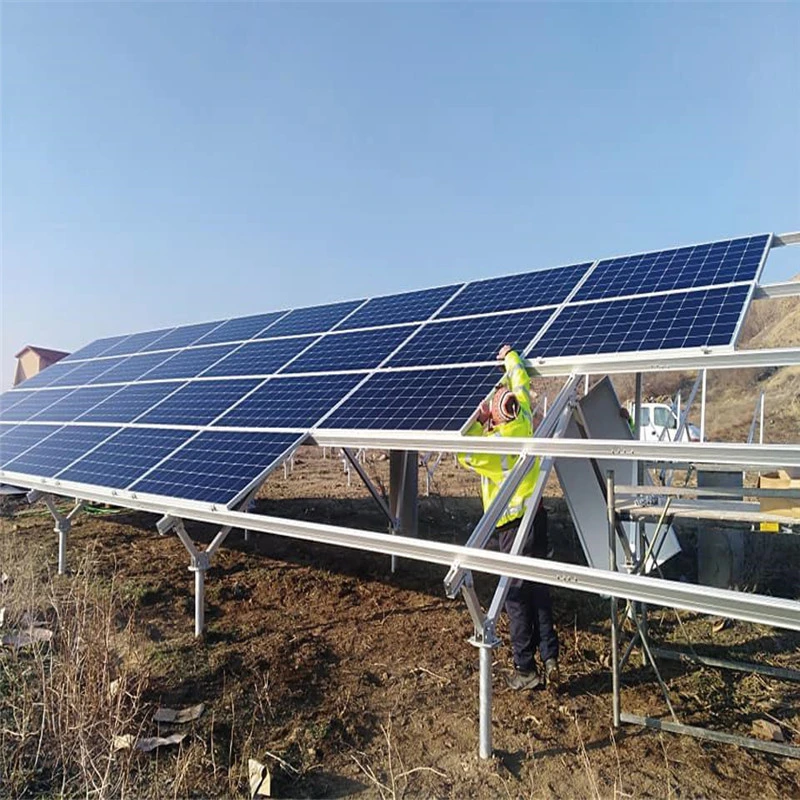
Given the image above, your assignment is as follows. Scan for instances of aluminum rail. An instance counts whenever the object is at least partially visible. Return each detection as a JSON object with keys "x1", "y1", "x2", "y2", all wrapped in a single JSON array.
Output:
[
  {"x1": 753, "y1": 281, "x2": 800, "y2": 300},
  {"x1": 516, "y1": 346, "x2": 800, "y2": 377},
  {"x1": 773, "y1": 231, "x2": 800, "y2": 247},
  {"x1": 13, "y1": 479, "x2": 800, "y2": 630},
  {"x1": 310, "y1": 434, "x2": 800, "y2": 469}
]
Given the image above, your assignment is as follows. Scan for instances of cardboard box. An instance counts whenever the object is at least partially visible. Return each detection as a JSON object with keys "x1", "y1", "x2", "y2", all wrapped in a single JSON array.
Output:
[{"x1": 759, "y1": 470, "x2": 800, "y2": 531}]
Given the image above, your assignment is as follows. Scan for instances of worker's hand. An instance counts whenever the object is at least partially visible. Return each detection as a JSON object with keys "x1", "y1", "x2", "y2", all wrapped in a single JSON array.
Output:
[
  {"x1": 497, "y1": 344, "x2": 512, "y2": 361},
  {"x1": 476, "y1": 400, "x2": 491, "y2": 425}
]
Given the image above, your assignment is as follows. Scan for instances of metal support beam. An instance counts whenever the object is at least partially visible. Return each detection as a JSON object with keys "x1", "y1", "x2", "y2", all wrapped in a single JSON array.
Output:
[
  {"x1": 343, "y1": 448, "x2": 397, "y2": 528},
  {"x1": 389, "y1": 450, "x2": 418, "y2": 572},
  {"x1": 36, "y1": 494, "x2": 84, "y2": 575}
]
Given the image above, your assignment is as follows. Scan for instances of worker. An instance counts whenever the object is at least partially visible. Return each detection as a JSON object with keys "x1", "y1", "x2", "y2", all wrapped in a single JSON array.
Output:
[{"x1": 458, "y1": 344, "x2": 560, "y2": 691}]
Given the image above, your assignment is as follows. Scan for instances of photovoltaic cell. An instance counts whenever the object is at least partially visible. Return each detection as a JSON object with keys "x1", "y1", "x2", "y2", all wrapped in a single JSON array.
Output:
[
  {"x1": 386, "y1": 310, "x2": 553, "y2": 368},
  {"x1": 99, "y1": 328, "x2": 175, "y2": 358},
  {"x1": 1, "y1": 390, "x2": 72, "y2": 422},
  {"x1": 0, "y1": 424, "x2": 63, "y2": 468},
  {"x1": 321, "y1": 366, "x2": 499, "y2": 430},
  {"x1": 265, "y1": 300, "x2": 364, "y2": 337},
  {"x1": 286, "y1": 326, "x2": 417, "y2": 374},
  {"x1": 47, "y1": 357, "x2": 127, "y2": 387},
  {"x1": 130, "y1": 430, "x2": 302, "y2": 506},
  {"x1": 139, "y1": 320, "x2": 224, "y2": 352},
  {"x1": 193, "y1": 311, "x2": 287, "y2": 346},
  {"x1": 531, "y1": 285, "x2": 751, "y2": 359},
  {"x1": 3, "y1": 425, "x2": 120, "y2": 478},
  {"x1": 87, "y1": 351, "x2": 175, "y2": 384},
  {"x1": 137, "y1": 379, "x2": 261, "y2": 426},
  {"x1": 339, "y1": 285, "x2": 461, "y2": 329},
  {"x1": 77, "y1": 382, "x2": 185, "y2": 423},
  {"x1": 62, "y1": 334, "x2": 131, "y2": 362},
  {"x1": 437, "y1": 262, "x2": 592, "y2": 319},
  {"x1": 214, "y1": 374, "x2": 364, "y2": 429},
  {"x1": 142, "y1": 344, "x2": 237, "y2": 380},
  {"x1": 204, "y1": 336, "x2": 318, "y2": 378},
  {"x1": 30, "y1": 386, "x2": 120, "y2": 423},
  {"x1": 573, "y1": 235, "x2": 770, "y2": 302},
  {"x1": 57, "y1": 427, "x2": 194, "y2": 489}
]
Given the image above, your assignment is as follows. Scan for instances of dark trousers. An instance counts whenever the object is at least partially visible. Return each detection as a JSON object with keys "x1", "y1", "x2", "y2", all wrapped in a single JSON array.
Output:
[{"x1": 498, "y1": 505, "x2": 559, "y2": 672}]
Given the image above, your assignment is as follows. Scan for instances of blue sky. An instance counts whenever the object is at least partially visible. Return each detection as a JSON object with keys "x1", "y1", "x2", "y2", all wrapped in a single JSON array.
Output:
[{"x1": 2, "y1": 3, "x2": 798, "y2": 389}]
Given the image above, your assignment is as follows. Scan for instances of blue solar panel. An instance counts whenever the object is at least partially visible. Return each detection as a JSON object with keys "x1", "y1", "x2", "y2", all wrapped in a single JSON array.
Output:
[
  {"x1": 99, "y1": 328, "x2": 175, "y2": 358},
  {"x1": 193, "y1": 311, "x2": 288, "y2": 346},
  {"x1": 0, "y1": 424, "x2": 63, "y2": 468},
  {"x1": 87, "y1": 351, "x2": 175, "y2": 384},
  {"x1": 137, "y1": 379, "x2": 261, "y2": 426},
  {"x1": 386, "y1": 310, "x2": 554, "y2": 368},
  {"x1": 214, "y1": 374, "x2": 364, "y2": 429},
  {"x1": 1, "y1": 390, "x2": 72, "y2": 422},
  {"x1": 266, "y1": 300, "x2": 365, "y2": 337},
  {"x1": 16, "y1": 361, "x2": 85, "y2": 389},
  {"x1": 139, "y1": 320, "x2": 224, "y2": 352},
  {"x1": 30, "y1": 386, "x2": 120, "y2": 423},
  {"x1": 286, "y1": 326, "x2": 418, "y2": 374},
  {"x1": 3, "y1": 425, "x2": 120, "y2": 478},
  {"x1": 321, "y1": 366, "x2": 499, "y2": 430},
  {"x1": 0, "y1": 391, "x2": 35, "y2": 414},
  {"x1": 129, "y1": 430, "x2": 302, "y2": 506},
  {"x1": 61, "y1": 334, "x2": 131, "y2": 362},
  {"x1": 142, "y1": 344, "x2": 237, "y2": 381},
  {"x1": 437, "y1": 262, "x2": 592, "y2": 319},
  {"x1": 47, "y1": 357, "x2": 127, "y2": 387},
  {"x1": 204, "y1": 336, "x2": 318, "y2": 378},
  {"x1": 531, "y1": 285, "x2": 751, "y2": 358},
  {"x1": 340, "y1": 285, "x2": 461, "y2": 329},
  {"x1": 57, "y1": 427, "x2": 194, "y2": 489},
  {"x1": 77, "y1": 382, "x2": 185, "y2": 423},
  {"x1": 573, "y1": 235, "x2": 770, "y2": 302}
]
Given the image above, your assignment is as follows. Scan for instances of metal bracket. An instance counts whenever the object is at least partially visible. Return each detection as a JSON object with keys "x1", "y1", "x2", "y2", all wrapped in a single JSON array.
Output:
[{"x1": 36, "y1": 494, "x2": 84, "y2": 575}]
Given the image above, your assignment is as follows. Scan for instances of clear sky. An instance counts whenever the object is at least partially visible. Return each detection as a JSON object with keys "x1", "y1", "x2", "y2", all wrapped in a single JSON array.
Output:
[{"x1": 1, "y1": 2, "x2": 798, "y2": 389}]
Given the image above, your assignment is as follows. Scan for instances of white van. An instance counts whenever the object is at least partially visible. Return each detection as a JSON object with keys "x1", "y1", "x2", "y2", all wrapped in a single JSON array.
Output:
[{"x1": 629, "y1": 402, "x2": 701, "y2": 443}]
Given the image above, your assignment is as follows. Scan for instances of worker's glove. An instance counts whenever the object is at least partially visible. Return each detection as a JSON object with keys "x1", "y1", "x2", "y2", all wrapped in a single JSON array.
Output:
[{"x1": 476, "y1": 400, "x2": 491, "y2": 426}]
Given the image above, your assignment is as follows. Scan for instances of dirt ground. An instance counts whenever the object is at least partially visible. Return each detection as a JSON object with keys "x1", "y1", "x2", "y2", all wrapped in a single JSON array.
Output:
[{"x1": 4, "y1": 446, "x2": 800, "y2": 798}]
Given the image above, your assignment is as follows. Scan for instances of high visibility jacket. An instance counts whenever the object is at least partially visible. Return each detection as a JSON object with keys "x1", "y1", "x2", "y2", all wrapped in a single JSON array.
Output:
[{"x1": 458, "y1": 350, "x2": 540, "y2": 528}]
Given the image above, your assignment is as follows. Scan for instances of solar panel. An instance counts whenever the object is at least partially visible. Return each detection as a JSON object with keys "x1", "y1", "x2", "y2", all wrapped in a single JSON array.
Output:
[
  {"x1": 2, "y1": 390, "x2": 72, "y2": 422},
  {"x1": 99, "y1": 328, "x2": 175, "y2": 358},
  {"x1": 437, "y1": 262, "x2": 592, "y2": 319},
  {"x1": 0, "y1": 423, "x2": 63, "y2": 467},
  {"x1": 142, "y1": 344, "x2": 238, "y2": 381},
  {"x1": 192, "y1": 311, "x2": 287, "y2": 346},
  {"x1": 30, "y1": 386, "x2": 120, "y2": 423},
  {"x1": 286, "y1": 326, "x2": 418, "y2": 374},
  {"x1": 3, "y1": 425, "x2": 120, "y2": 477},
  {"x1": 0, "y1": 391, "x2": 35, "y2": 414},
  {"x1": 61, "y1": 334, "x2": 131, "y2": 362},
  {"x1": 531, "y1": 285, "x2": 751, "y2": 358},
  {"x1": 57, "y1": 427, "x2": 195, "y2": 489},
  {"x1": 88, "y1": 351, "x2": 176, "y2": 384},
  {"x1": 204, "y1": 336, "x2": 318, "y2": 378},
  {"x1": 47, "y1": 357, "x2": 127, "y2": 387},
  {"x1": 321, "y1": 366, "x2": 499, "y2": 431},
  {"x1": 137, "y1": 379, "x2": 262, "y2": 426},
  {"x1": 214, "y1": 374, "x2": 364, "y2": 429},
  {"x1": 265, "y1": 300, "x2": 364, "y2": 337},
  {"x1": 129, "y1": 430, "x2": 303, "y2": 505},
  {"x1": 573, "y1": 235, "x2": 769, "y2": 302},
  {"x1": 139, "y1": 320, "x2": 224, "y2": 352},
  {"x1": 76, "y1": 382, "x2": 185, "y2": 423},
  {"x1": 340, "y1": 285, "x2": 461, "y2": 329},
  {"x1": 386, "y1": 310, "x2": 554, "y2": 368},
  {"x1": 16, "y1": 361, "x2": 84, "y2": 389}
]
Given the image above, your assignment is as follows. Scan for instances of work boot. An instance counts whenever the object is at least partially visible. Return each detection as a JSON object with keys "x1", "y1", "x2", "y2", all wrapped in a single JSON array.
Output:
[
  {"x1": 544, "y1": 658, "x2": 560, "y2": 688},
  {"x1": 505, "y1": 668, "x2": 543, "y2": 691}
]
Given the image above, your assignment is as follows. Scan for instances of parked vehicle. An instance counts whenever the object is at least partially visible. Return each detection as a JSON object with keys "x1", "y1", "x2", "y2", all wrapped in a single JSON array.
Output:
[{"x1": 627, "y1": 402, "x2": 701, "y2": 443}]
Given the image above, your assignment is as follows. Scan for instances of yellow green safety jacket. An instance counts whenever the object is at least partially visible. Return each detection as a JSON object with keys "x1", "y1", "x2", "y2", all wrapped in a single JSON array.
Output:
[{"x1": 457, "y1": 350, "x2": 540, "y2": 528}]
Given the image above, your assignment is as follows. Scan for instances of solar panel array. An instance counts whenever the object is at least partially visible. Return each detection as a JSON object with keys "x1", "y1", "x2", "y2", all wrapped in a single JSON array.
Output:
[{"x1": 0, "y1": 233, "x2": 771, "y2": 509}]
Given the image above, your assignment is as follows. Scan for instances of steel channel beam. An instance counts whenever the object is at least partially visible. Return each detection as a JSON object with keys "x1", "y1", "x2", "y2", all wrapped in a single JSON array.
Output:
[
  {"x1": 309, "y1": 436, "x2": 800, "y2": 469},
  {"x1": 16, "y1": 478, "x2": 800, "y2": 630},
  {"x1": 752, "y1": 282, "x2": 800, "y2": 300}
]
